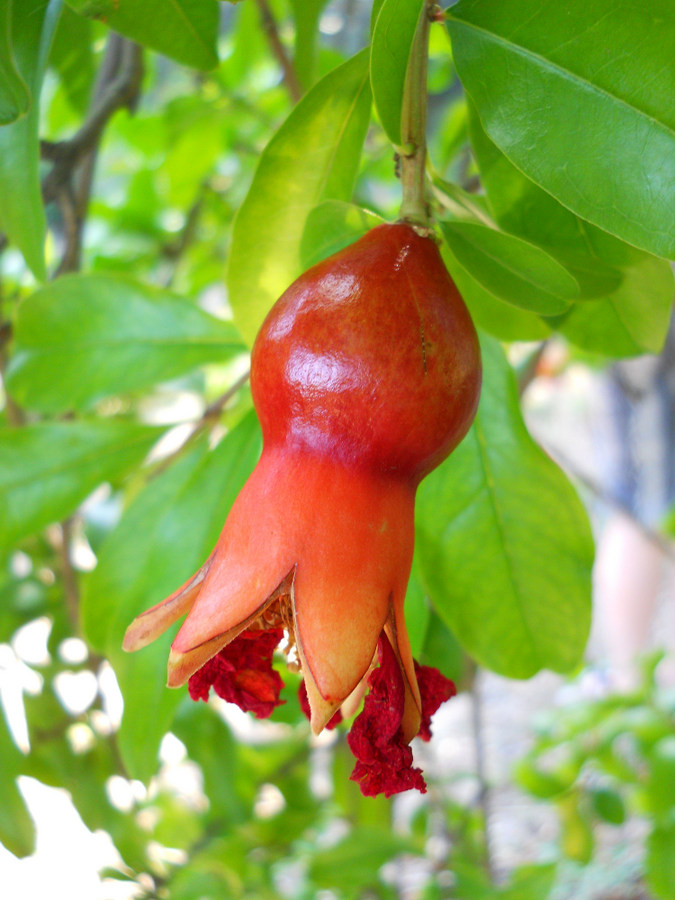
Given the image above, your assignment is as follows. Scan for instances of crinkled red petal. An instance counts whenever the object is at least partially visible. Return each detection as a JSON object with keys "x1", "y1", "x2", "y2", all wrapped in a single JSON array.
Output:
[
  {"x1": 414, "y1": 660, "x2": 457, "y2": 742},
  {"x1": 188, "y1": 627, "x2": 285, "y2": 718},
  {"x1": 297, "y1": 680, "x2": 343, "y2": 730},
  {"x1": 347, "y1": 634, "x2": 426, "y2": 798}
]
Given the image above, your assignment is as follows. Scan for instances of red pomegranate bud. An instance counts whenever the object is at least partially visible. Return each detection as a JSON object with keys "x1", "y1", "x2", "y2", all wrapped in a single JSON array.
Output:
[{"x1": 124, "y1": 223, "x2": 481, "y2": 796}]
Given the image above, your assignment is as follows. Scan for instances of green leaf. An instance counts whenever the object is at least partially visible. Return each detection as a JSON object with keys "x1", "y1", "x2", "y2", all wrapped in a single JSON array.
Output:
[
  {"x1": 591, "y1": 786, "x2": 626, "y2": 825},
  {"x1": 0, "y1": 420, "x2": 158, "y2": 552},
  {"x1": 309, "y1": 827, "x2": 422, "y2": 895},
  {"x1": 0, "y1": 0, "x2": 31, "y2": 124},
  {"x1": 514, "y1": 759, "x2": 569, "y2": 799},
  {"x1": 370, "y1": 0, "x2": 424, "y2": 146},
  {"x1": 404, "y1": 553, "x2": 430, "y2": 658},
  {"x1": 502, "y1": 864, "x2": 556, "y2": 900},
  {"x1": 468, "y1": 104, "x2": 675, "y2": 354},
  {"x1": 558, "y1": 236, "x2": 675, "y2": 357},
  {"x1": 449, "y1": 0, "x2": 675, "y2": 259},
  {"x1": 558, "y1": 793, "x2": 594, "y2": 864},
  {"x1": 416, "y1": 334, "x2": 594, "y2": 678},
  {"x1": 227, "y1": 49, "x2": 372, "y2": 345},
  {"x1": 173, "y1": 702, "x2": 247, "y2": 824},
  {"x1": 647, "y1": 822, "x2": 675, "y2": 900},
  {"x1": 300, "y1": 200, "x2": 384, "y2": 269},
  {"x1": 65, "y1": 0, "x2": 218, "y2": 70},
  {"x1": 288, "y1": 0, "x2": 330, "y2": 89},
  {"x1": 81, "y1": 413, "x2": 262, "y2": 781},
  {"x1": 440, "y1": 221, "x2": 578, "y2": 315},
  {"x1": 0, "y1": 0, "x2": 61, "y2": 280},
  {"x1": 646, "y1": 736, "x2": 675, "y2": 822},
  {"x1": 0, "y1": 704, "x2": 34, "y2": 857},
  {"x1": 418, "y1": 612, "x2": 465, "y2": 687},
  {"x1": 466, "y1": 102, "x2": 622, "y2": 298},
  {"x1": 6, "y1": 273, "x2": 245, "y2": 413},
  {"x1": 441, "y1": 244, "x2": 551, "y2": 343},
  {"x1": 48, "y1": 3, "x2": 94, "y2": 113}
]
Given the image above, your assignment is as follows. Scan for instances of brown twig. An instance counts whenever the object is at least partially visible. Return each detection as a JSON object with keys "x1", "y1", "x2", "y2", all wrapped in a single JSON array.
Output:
[
  {"x1": 517, "y1": 341, "x2": 549, "y2": 397},
  {"x1": 149, "y1": 370, "x2": 252, "y2": 481},
  {"x1": 202, "y1": 369, "x2": 251, "y2": 421},
  {"x1": 254, "y1": 0, "x2": 303, "y2": 102},
  {"x1": 160, "y1": 187, "x2": 208, "y2": 287},
  {"x1": 42, "y1": 35, "x2": 144, "y2": 275}
]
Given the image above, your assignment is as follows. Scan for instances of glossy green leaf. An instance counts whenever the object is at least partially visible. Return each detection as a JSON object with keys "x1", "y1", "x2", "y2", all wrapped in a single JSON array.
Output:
[
  {"x1": 0, "y1": 0, "x2": 61, "y2": 280},
  {"x1": 65, "y1": 0, "x2": 218, "y2": 70},
  {"x1": 370, "y1": 0, "x2": 424, "y2": 146},
  {"x1": 227, "y1": 49, "x2": 371, "y2": 345},
  {"x1": 416, "y1": 335, "x2": 593, "y2": 678},
  {"x1": 441, "y1": 221, "x2": 578, "y2": 315},
  {"x1": 468, "y1": 102, "x2": 623, "y2": 299},
  {"x1": 82, "y1": 413, "x2": 262, "y2": 781},
  {"x1": 0, "y1": 420, "x2": 158, "y2": 552},
  {"x1": 0, "y1": 0, "x2": 31, "y2": 124},
  {"x1": 449, "y1": 0, "x2": 675, "y2": 259},
  {"x1": 0, "y1": 705, "x2": 34, "y2": 857},
  {"x1": 300, "y1": 200, "x2": 384, "y2": 269},
  {"x1": 559, "y1": 245, "x2": 675, "y2": 357},
  {"x1": 441, "y1": 244, "x2": 551, "y2": 343},
  {"x1": 468, "y1": 105, "x2": 674, "y2": 354},
  {"x1": 6, "y1": 274, "x2": 245, "y2": 413}
]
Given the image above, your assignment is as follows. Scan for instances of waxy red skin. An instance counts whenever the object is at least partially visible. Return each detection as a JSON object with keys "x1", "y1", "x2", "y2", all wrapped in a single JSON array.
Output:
[
  {"x1": 252, "y1": 223, "x2": 480, "y2": 482},
  {"x1": 124, "y1": 222, "x2": 481, "y2": 743}
]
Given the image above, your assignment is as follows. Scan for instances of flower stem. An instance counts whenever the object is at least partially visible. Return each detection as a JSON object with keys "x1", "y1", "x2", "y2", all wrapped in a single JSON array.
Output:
[{"x1": 398, "y1": 2, "x2": 432, "y2": 228}]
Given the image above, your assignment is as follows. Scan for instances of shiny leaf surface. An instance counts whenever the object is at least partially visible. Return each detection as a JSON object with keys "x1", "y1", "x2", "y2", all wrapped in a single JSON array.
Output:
[{"x1": 227, "y1": 50, "x2": 371, "y2": 345}]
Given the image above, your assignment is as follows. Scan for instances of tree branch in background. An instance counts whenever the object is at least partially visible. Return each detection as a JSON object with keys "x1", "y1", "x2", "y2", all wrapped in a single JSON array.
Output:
[
  {"x1": 42, "y1": 35, "x2": 144, "y2": 275},
  {"x1": 255, "y1": 0, "x2": 303, "y2": 102}
]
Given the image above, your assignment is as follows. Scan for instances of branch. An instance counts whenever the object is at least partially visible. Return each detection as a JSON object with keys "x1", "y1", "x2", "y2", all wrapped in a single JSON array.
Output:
[
  {"x1": 42, "y1": 36, "x2": 144, "y2": 274},
  {"x1": 42, "y1": 37, "x2": 143, "y2": 204},
  {"x1": 255, "y1": 0, "x2": 303, "y2": 103},
  {"x1": 149, "y1": 371, "x2": 252, "y2": 480}
]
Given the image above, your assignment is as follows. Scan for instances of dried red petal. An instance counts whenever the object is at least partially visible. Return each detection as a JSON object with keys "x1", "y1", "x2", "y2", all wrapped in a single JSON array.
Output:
[
  {"x1": 188, "y1": 627, "x2": 285, "y2": 718},
  {"x1": 298, "y1": 680, "x2": 343, "y2": 730},
  {"x1": 414, "y1": 660, "x2": 456, "y2": 742},
  {"x1": 347, "y1": 634, "x2": 426, "y2": 798}
]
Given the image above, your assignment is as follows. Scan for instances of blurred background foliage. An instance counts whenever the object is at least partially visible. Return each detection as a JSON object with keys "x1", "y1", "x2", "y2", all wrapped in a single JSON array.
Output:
[{"x1": 0, "y1": 1, "x2": 674, "y2": 898}]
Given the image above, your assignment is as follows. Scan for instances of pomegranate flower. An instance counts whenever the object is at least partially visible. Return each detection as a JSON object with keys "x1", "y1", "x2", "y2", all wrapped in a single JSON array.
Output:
[{"x1": 123, "y1": 224, "x2": 480, "y2": 796}]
